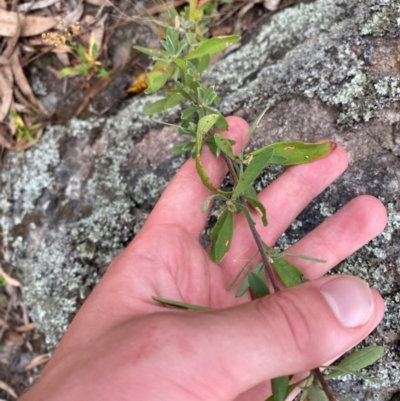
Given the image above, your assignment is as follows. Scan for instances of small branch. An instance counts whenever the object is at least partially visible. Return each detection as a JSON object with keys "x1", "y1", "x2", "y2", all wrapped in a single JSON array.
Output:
[
  {"x1": 313, "y1": 368, "x2": 337, "y2": 401},
  {"x1": 221, "y1": 153, "x2": 281, "y2": 293},
  {"x1": 222, "y1": 152, "x2": 238, "y2": 186}
]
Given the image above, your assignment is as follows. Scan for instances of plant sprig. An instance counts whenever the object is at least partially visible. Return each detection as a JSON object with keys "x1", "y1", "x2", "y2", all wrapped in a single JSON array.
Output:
[{"x1": 137, "y1": 1, "x2": 383, "y2": 400}]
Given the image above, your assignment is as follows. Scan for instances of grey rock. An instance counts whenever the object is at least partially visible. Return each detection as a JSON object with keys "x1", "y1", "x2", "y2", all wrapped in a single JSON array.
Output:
[{"x1": 1, "y1": 0, "x2": 400, "y2": 399}]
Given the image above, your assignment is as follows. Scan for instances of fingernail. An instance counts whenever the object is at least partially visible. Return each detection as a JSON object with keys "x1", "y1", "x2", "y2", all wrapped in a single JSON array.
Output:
[{"x1": 319, "y1": 276, "x2": 374, "y2": 328}]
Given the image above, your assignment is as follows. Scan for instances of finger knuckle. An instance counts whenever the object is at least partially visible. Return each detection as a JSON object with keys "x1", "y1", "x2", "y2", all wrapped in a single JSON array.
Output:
[{"x1": 257, "y1": 291, "x2": 314, "y2": 357}]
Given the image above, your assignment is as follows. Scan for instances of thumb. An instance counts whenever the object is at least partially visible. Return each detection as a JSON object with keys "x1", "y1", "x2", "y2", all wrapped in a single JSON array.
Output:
[{"x1": 175, "y1": 275, "x2": 384, "y2": 399}]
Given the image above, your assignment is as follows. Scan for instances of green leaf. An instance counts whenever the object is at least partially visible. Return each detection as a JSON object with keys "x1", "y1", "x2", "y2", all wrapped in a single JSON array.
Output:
[
  {"x1": 271, "y1": 375, "x2": 290, "y2": 401},
  {"x1": 204, "y1": 136, "x2": 220, "y2": 157},
  {"x1": 75, "y1": 44, "x2": 87, "y2": 61},
  {"x1": 133, "y1": 46, "x2": 169, "y2": 58},
  {"x1": 96, "y1": 68, "x2": 110, "y2": 79},
  {"x1": 242, "y1": 187, "x2": 268, "y2": 226},
  {"x1": 171, "y1": 142, "x2": 195, "y2": 155},
  {"x1": 241, "y1": 103, "x2": 272, "y2": 154},
  {"x1": 145, "y1": 65, "x2": 175, "y2": 94},
  {"x1": 232, "y1": 147, "x2": 274, "y2": 198},
  {"x1": 215, "y1": 115, "x2": 228, "y2": 131},
  {"x1": 236, "y1": 262, "x2": 264, "y2": 297},
  {"x1": 265, "y1": 244, "x2": 303, "y2": 287},
  {"x1": 142, "y1": 94, "x2": 183, "y2": 115},
  {"x1": 249, "y1": 271, "x2": 270, "y2": 298},
  {"x1": 236, "y1": 203, "x2": 256, "y2": 226},
  {"x1": 279, "y1": 253, "x2": 326, "y2": 263},
  {"x1": 210, "y1": 208, "x2": 234, "y2": 262},
  {"x1": 197, "y1": 86, "x2": 205, "y2": 102},
  {"x1": 152, "y1": 296, "x2": 213, "y2": 311},
  {"x1": 307, "y1": 384, "x2": 329, "y2": 401},
  {"x1": 195, "y1": 54, "x2": 211, "y2": 73},
  {"x1": 197, "y1": 113, "x2": 220, "y2": 137},
  {"x1": 161, "y1": 35, "x2": 175, "y2": 54},
  {"x1": 173, "y1": 57, "x2": 187, "y2": 71},
  {"x1": 59, "y1": 67, "x2": 77, "y2": 77},
  {"x1": 195, "y1": 115, "x2": 221, "y2": 190},
  {"x1": 252, "y1": 141, "x2": 337, "y2": 165},
  {"x1": 324, "y1": 346, "x2": 384, "y2": 380},
  {"x1": 201, "y1": 194, "x2": 229, "y2": 213},
  {"x1": 183, "y1": 70, "x2": 200, "y2": 90},
  {"x1": 186, "y1": 35, "x2": 241, "y2": 60},
  {"x1": 323, "y1": 365, "x2": 383, "y2": 384},
  {"x1": 214, "y1": 133, "x2": 236, "y2": 159},
  {"x1": 181, "y1": 106, "x2": 198, "y2": 120}
]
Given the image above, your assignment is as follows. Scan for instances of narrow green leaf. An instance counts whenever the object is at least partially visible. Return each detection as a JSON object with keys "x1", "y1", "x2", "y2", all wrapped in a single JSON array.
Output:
[
  {"x1": 142, "y1": 94, "x2": 183, "y2": 114},
  {"x1": 323, "y1": 365, "x2": 383, "y2": 384},
  {"x1": 265, "y1": 375, "x2": 312, "y2": 401},
  {"x1": 201, "y1": 194, "x2": 229, "y2": 213},
  {"x1": 173, "y1": 57, "x2": 187, "y2": 71},
  {"x1": 59, "y1": 67, "x2": 77, "y2": 77},
  {"x1": 196, "y1": 114, "x2": 218, "y2": 191},
  {"x1": 242, "y1": 187, "x2": 268, "y2": 226},
  {"x1": 145, "y1": 65, "x2": 175, "y2": 94},
  {"x1": 280, "y1": 253, "x2": 326, "y2": 263},
  {"x1": 197, "y1": 86, "x2": 206, "y2": 102},
  {"x1": 265, "y1": 244, "x2": 303, "y2": 287},
  {"x1": 214, "y1": 134, "x2": 236, "y2": 159},
  {"x1": 210, "y1": 208, "x2": 234, "y2": 262},
  {"x1": 133, "y1": 45, "x2": 169, "y2": 58},
  {"x1": 271, "y1": 376, "x2": 290, "y2": 401},
  {"x1": 186, "y1": 35, "x2": 241, "y2": 60},
  {"x1": 237, "y1": 203, "x2": 256, "y2": 226},
  {"x1": 181, "y1": 106, "x2": 198, "y2": 120},
  {"x1": 176, "y1": 41, "x2": 188, "y2": 57},
  {"x1": 249, "y1": 271, "x2": 270, "y2": 298},
  {"x1": 161, "y1": 35, "x2": 175, "y2": 54},
  {"x1": 236, "y1": 262, "x2": 264, "y2": 297},
  {"x1": 299, "y1": 389, "x2": 309, "y2": 400},
  {"x1": 324, "y1": 346, "x2": 384, "y2": 380},
  {"x1": 241, "y1": 103, "x2": 272, "y2": 154},
  {"x1": 195, "y1": 114, "x2": 229, "y2": 193},
  {"x1": 232, "y1": 147, "x2": 274, "y2": 198},
  {"x1": 204, "y1": 136, "x2": 220, "y2": 157},
  {"x1": 152, "y1": 296, "x2": 213, "y2": 311},
  {"x1": 171, "y1": 142, "x2": 195, "y2": 155},
  {"x1": 251, "y1": 141, "x2": 337, "y2": 165}
]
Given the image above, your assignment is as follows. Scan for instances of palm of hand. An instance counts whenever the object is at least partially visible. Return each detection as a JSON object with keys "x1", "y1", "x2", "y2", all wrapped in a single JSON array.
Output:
[{"x1": 25, "y1": 117, "x2": 386, "y2": 401}]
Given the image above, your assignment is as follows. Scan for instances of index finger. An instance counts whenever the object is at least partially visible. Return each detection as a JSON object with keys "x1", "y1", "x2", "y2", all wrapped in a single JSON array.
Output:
[{"x1": 143, "y1": 116, "x2": 250, "y2": 237}]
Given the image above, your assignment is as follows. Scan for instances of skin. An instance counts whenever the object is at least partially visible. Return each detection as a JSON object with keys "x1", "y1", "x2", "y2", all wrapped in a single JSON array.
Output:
[{"x1": 20, "y1": 116, "x2": 387, "y2": 401}]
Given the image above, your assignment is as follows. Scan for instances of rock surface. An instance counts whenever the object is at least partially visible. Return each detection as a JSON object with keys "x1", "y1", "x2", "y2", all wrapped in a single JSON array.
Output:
[{"x1": 1, "y1": 0, "x2": 400, "y2": 399}]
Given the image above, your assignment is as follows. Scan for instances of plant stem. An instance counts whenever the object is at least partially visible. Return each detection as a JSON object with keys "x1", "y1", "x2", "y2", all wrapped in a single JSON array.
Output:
[
  {"x1": 313, "y1": 368, "x2": 337, "y2": 401},
  {"x1": 221, "y1": 153, "x2": 281, "y2": 293}
]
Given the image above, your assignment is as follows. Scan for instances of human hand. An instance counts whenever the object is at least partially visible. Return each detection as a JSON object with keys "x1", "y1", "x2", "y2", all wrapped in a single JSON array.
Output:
[{"x1": 20, "y1": 117, "x2": 386, "y2": 401}]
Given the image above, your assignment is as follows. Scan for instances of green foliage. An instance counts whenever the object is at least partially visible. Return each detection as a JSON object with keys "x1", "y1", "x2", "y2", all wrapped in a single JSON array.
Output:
[
  {"x1": 152, "y1": 296, "x2": 214, "y2": 311},
  {"x1": 9, "y1": 110, "x2": 42, "y2": 142},
  {"x1": 136, "y1": 2, "x2": 382, "y2": 400},
  {"x1": 324, "y1": 346, "x2": 384, "y2": 381},
  {"x1": 59, "y1": 37, "x2": 109, "y2": 79},
  {"x1": 210, "y1": 207, "x2": 233, "y2": 262},
  {"x1": 271, "y1": 375, "x2": 290, "y2": 401},
  {"x1": 0, "y1": 275, "x2": 7, "y2": 287}
]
